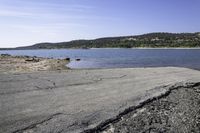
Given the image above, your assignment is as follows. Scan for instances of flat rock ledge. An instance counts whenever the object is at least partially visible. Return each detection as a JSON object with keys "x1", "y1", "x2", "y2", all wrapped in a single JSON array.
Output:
[
  {"x1": 84, "y1": 82, "x2": 200, "y2": 133},
  {"x1": 0, "y1": 54, "x2": 69, "y2": 73}
]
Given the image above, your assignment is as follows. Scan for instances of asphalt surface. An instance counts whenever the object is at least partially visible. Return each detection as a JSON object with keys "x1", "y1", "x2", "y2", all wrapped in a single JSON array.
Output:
[{"x1": 1, "y1": 67, "x2": 200, "y2": 133}]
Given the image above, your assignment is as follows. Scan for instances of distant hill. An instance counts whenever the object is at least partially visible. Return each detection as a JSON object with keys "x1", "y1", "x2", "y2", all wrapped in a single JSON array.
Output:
[{"x1": 1, "y1": 32, "x2": 200, "y2": 50}]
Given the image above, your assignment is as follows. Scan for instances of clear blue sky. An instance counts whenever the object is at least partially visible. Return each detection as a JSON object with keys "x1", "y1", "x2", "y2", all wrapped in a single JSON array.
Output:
[{"x1": 0, "y1": 0, "x2": 200, "y2": 48}]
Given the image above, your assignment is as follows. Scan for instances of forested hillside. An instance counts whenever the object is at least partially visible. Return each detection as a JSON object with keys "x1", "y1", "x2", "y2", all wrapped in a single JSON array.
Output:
[{"x1": 2, "y1": 32, "x2": 200, "y2": 50}]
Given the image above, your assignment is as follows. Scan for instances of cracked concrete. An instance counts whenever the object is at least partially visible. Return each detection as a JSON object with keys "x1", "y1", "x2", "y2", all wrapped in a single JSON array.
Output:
[{"x1": 1, "y1": 67, "x2": 200, "y2": 133}]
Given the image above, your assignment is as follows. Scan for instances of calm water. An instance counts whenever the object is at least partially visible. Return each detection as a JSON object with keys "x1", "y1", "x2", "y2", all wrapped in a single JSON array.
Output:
[{"x1": 0, "y1": 49, "x2": 200, "y2": 69}]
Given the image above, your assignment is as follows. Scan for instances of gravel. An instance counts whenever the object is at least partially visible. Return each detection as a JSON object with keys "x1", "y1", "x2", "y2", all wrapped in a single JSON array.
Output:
[{"x1": 100, "y1": 85, "x2": 200, "y2": 133}]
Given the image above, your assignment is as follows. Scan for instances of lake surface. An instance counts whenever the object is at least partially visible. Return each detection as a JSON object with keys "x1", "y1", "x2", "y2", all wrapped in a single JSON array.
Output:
[{"x1": 0, "y1": 49, "x2": 200, "y2": 69}]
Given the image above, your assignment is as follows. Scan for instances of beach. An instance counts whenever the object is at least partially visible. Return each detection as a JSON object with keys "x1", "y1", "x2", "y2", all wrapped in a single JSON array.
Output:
[{"x1": 0, "y1": 55, "x2": 200, "y2": 133}]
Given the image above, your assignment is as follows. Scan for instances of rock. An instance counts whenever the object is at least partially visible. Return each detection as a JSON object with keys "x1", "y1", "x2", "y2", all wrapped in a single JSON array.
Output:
[
  {"x1": 65, "y1": 58, "x2": 70, "y2": 61},
  {"x1": 25, "y1": 57, "x2": 40, "y2": 62},
  {"x1": 24, "y1": 56, "x2": 31, "y2": 58},
  {"x1": 0, "y1": 54, "x2": 11, "y2": 57},
  {"x1": 76, "y1": 59, "x2": 81, "y2": 61}
]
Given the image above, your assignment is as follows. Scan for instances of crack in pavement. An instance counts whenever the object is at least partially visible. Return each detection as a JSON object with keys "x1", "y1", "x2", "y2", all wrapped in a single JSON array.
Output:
[
  {"x1": 82, "y1": 75, "x2": 127, "y2": 82},
  {"x1": 65, "y1": 75, "x2": 127, "y2": 87},
  {"x1": 93, "y1": 75, "x2": 127, "y2": 82},
  {"x1": 0, "y1": 88, "x2": 43, "y2": 95},
  {"x1": 0, "y1": 79, "x2": 30, "y2": 82},
  {"x1": 34, "y1": 85, "x2": 55, "y2": 90},
  {"x1": 0, "y1": 83, "x2": 56, "y2": 95},
  {"x1": 0, "y1": 76, "x2": 57, "y2": 95},
  {"x1": 13, "y1": 113, "x2": 63, "y2": 133},
  {"x1": 66, "y1": 82, "x2": 97, "y2": 87},
  {"x1": 1, "y1": 74, "x2": 127, "y2": 95}
]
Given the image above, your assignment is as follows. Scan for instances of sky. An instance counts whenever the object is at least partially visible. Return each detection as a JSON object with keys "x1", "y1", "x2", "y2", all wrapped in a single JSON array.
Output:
[{"x1": 0, "y1": 0, "x2": 200, "y2": 48}]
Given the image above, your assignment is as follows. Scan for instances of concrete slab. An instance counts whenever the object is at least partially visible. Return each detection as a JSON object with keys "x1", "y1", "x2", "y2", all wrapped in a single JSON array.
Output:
[{"x1": 1, "y1": 67, "x2": 200, "y2": 133}]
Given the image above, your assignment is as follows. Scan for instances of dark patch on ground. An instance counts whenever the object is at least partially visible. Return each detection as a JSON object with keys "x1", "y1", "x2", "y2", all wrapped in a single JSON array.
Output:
[{"x1": 85, "y1": 84, "x2": 200, "y2": 133}]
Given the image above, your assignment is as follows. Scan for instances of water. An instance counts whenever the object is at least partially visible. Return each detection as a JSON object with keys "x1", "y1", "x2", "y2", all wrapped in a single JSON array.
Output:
[{"x1": 0, "y1": 48, "x2": 200, "y2": 69}]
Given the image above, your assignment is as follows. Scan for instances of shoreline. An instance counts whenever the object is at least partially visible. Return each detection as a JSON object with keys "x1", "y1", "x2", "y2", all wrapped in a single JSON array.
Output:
[
  {"x1": 91, "y1": 47, "x2": 200, "y2": 49},
  {"x1": 1, "y1": 47, "x2": 200, "y2": 51}
]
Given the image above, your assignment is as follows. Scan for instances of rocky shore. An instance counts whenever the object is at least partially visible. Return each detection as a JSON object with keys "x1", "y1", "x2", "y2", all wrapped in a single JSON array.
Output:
[{"x1": 0, "y1": 54, "x2": 69, "y2": 73}]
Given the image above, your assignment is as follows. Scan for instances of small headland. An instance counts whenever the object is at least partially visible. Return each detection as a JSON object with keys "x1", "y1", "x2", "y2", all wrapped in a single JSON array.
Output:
[{"x1": 0, "y1": 54, "x2": 70, "y2": 73}]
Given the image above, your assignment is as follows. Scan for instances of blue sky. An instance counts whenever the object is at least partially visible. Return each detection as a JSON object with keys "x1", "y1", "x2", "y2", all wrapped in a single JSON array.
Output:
[{"x1": 0, "y1": 0, "x2": 200, "y2": 48}]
